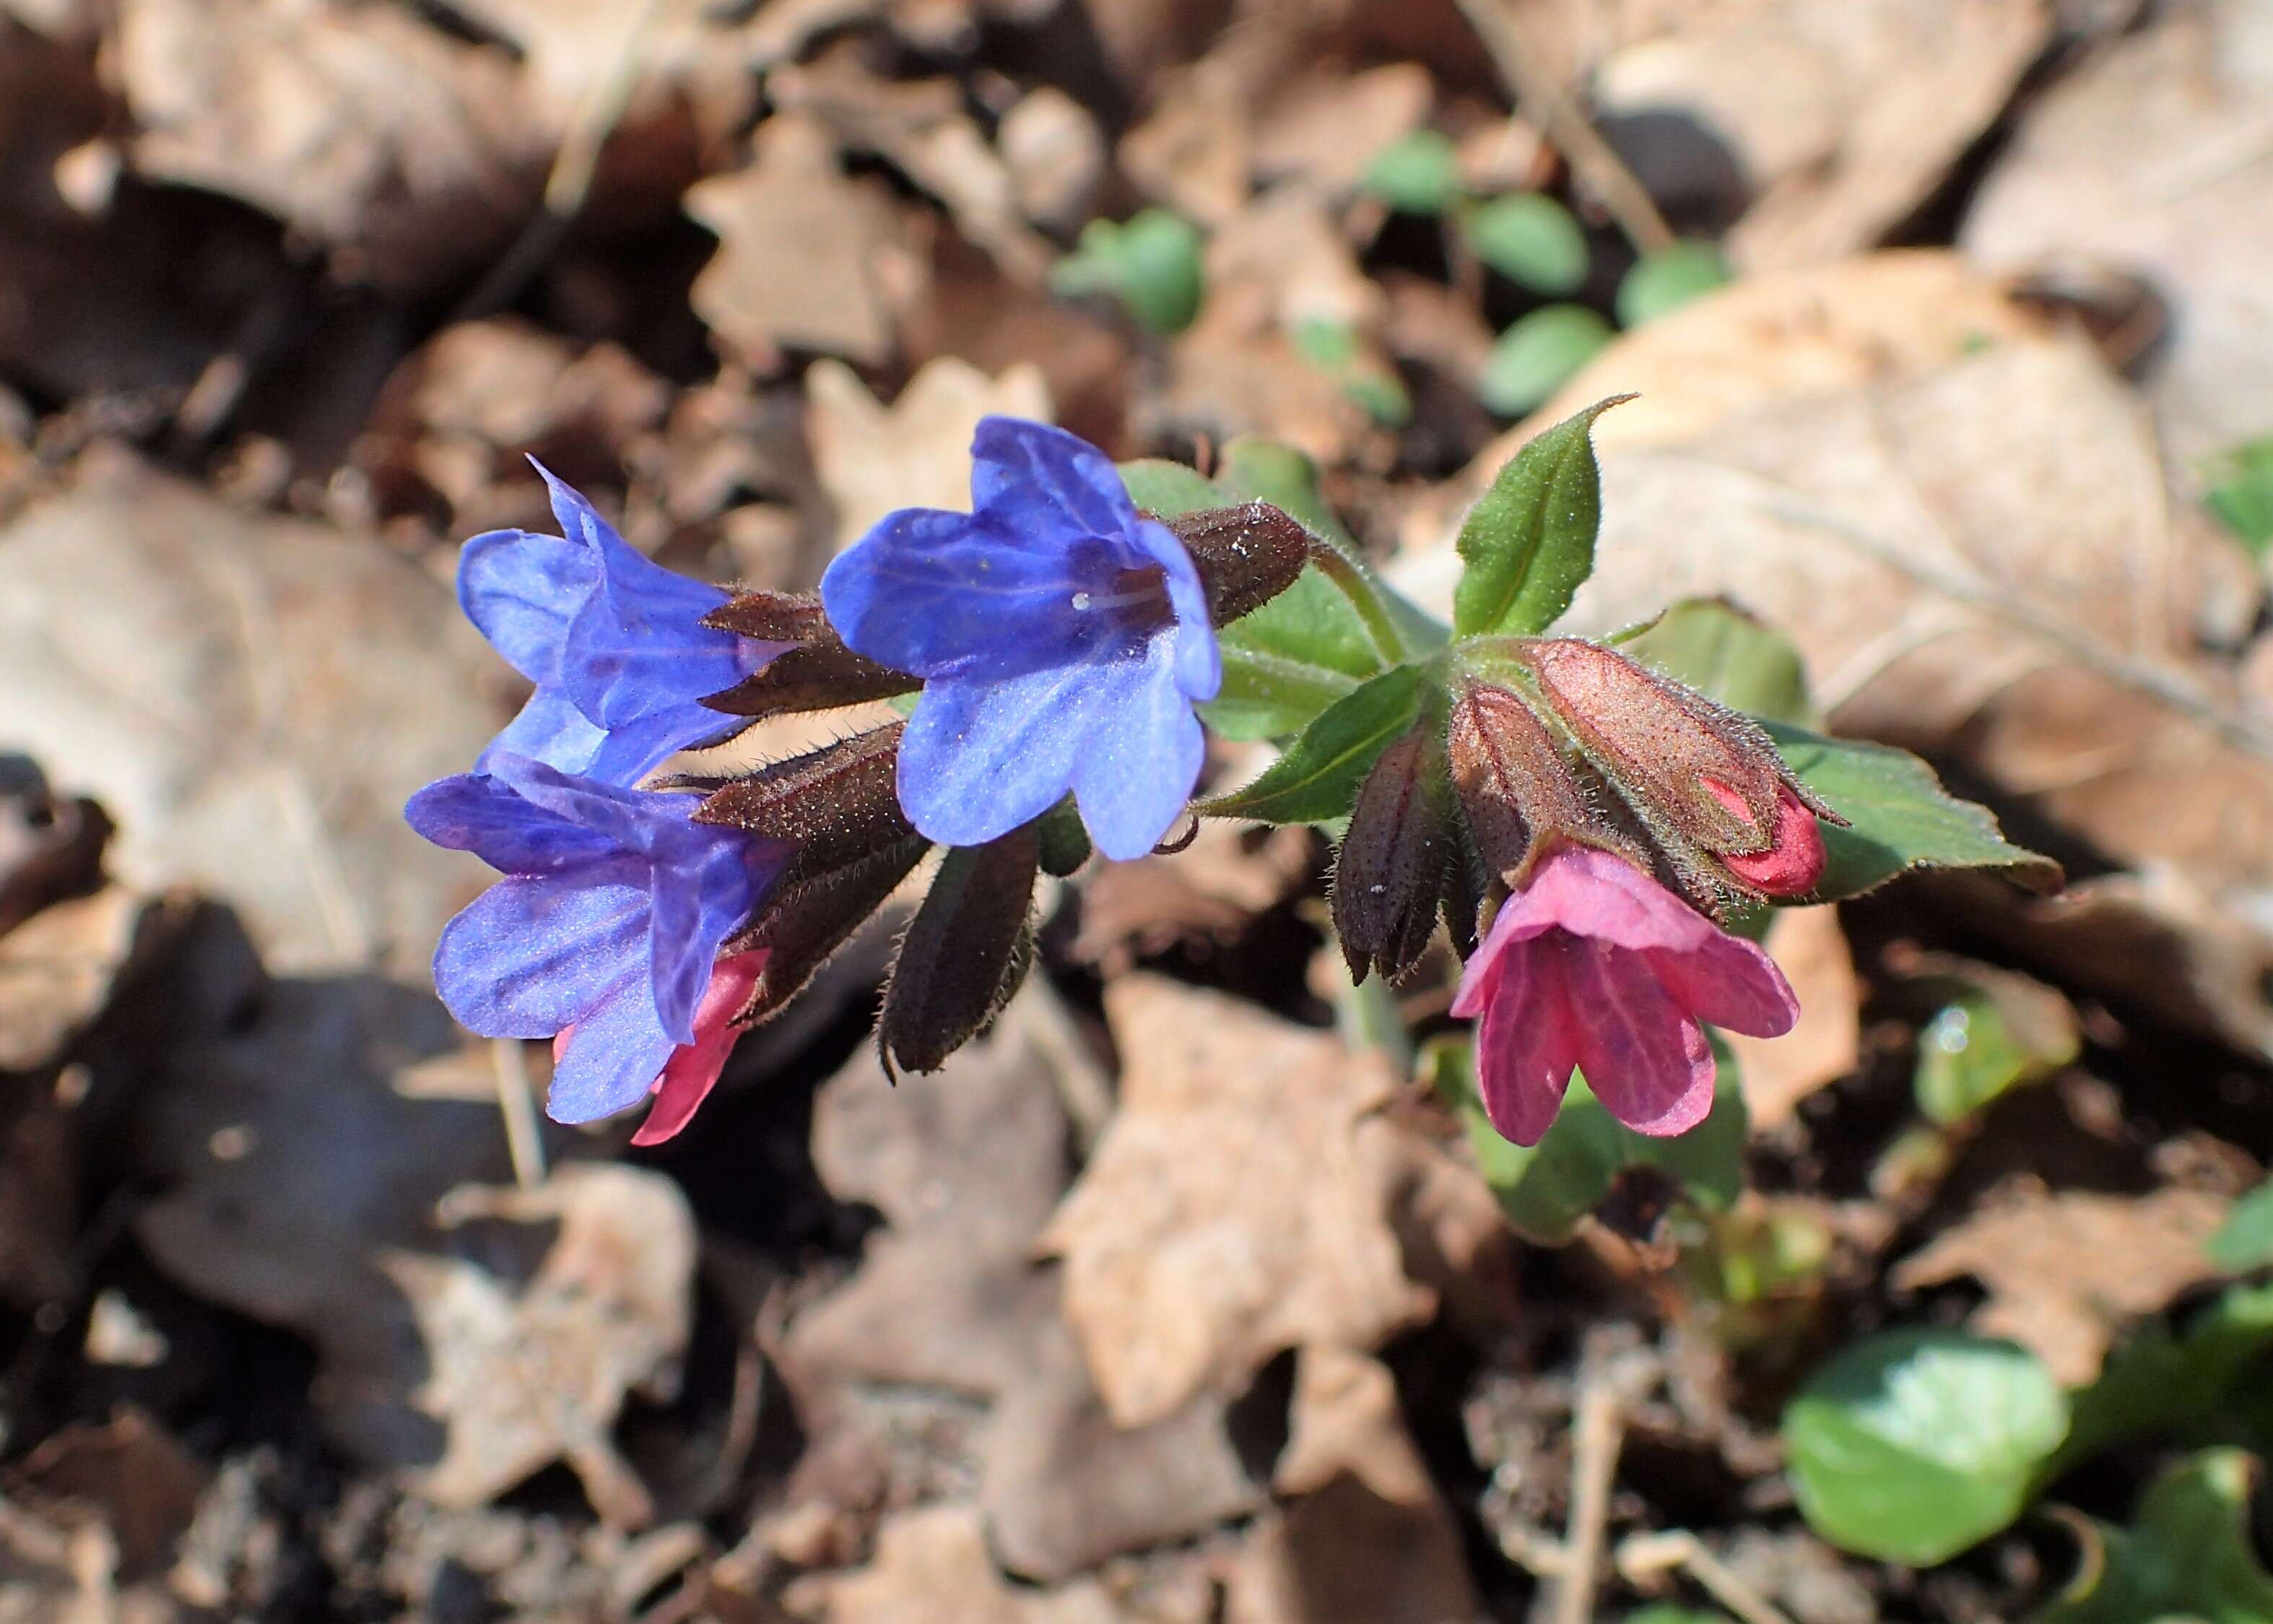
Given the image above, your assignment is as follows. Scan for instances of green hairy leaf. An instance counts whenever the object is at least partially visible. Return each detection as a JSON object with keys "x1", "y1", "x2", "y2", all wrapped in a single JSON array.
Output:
[
  {"x1": 1785, "y1": 1329, "x2": 2069, "y2": 1566},
  {"x1": 1200, "y1": 665, "x2": 1426, "y2": 825},
  {"x1": 1762, "y1": 722, "x2": 2062, "y2": 899},
  {"x1": 2031, "y1": 1449, "x2": 2273, "y2": 1623},
  {"x1": 1616, "y1": 241, "x2": 1731, "y2": 326},
  {"x1": 1479, "y1": 305, "x2": 1614, "y2": 417},
  {"x1": 1618, "y1": 596, "x2": 1819, "y2": 727},
  {"x1": 1453, "y1": 396, "x2": 1628, "y2": 638},
  {"x1": 1465, "y1": 192, "x2": 1590, "y2": 295}
]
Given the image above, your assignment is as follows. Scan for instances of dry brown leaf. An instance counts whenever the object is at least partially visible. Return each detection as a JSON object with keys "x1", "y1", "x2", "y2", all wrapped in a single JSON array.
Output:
[
  {"x1": 783, "y1": 1503, "x2": 1128, "y2": 1624},
  {"x1": 998, "y1": 87, "x2": 1105, "y2": 231},
  {"x1": 1068, "y1": 821, "x2": 1315, "y2": 971},
  {"x1": 0, "y1": 886, "x2": 144, "y2": 1074},
  {"x1": 382, "y1": 1165, "x2": 696, "y2": 1522},
  {"x1": 114, "y1": 0, "x2": 545, "y2": 295},
  {"x1": 1892, "y1": 1181, "x2": 2232, "y2": 1384},
  {"x1": 0, "y1": 448, "x2": 499, "y2": 975},
  {"x1": 1041, "y1": 976, "x2": 1435, "y2": 1429},
  {"x1": 806, "y1": 357, "x2": 1051, "y2": 552},
  {"x1": 12, "y1": 1407, "x2": 207, "y2": 1579},
  {"x1": 1225, "y1": 1347, "x2": 1479, "y2": 1624},
  {"x1": 1120, "y1": 58, "x2": 1253, "y2": 226},
  {"x1": 1251, "y1": 62, "x2": 1432, "y2": 196},
  {"x1": 1727, "y1": 906, "x2": 1861, "y2": 1132},
  {"x1": 1963, "y1": 0, "x2": 2273, "y2": 462},
  {"x1": 686, "y1": 115, "x2": 919, "y2": 370},
  {"x1": 1581, "y1": 0, "x2": 2051, "y2": 267}
]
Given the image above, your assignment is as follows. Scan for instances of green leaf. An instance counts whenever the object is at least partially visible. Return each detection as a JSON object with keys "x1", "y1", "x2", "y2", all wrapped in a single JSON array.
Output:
[
  {"x1": 1432, "y1": 1035, "x2": 1749, "y2": 1244},
  {"x1": 1760, "y1": 722, "x2": 2062, "y2": 900},
  {"x1": 1363, "y1": 129, "x2": 1462, "y2": 214},
  {"x1": 1913, "y1": 978, "x2": 2079, "y2": 1126},
  {"x1": 1117, "y1": 457, "x2": 1226, "y2": 520},
  {"x1": 1617, "y1": 596, "x2": 1819, "y2": 726},
  {"x1": 1201, "y1": 665, "x2": 1427, "y2": 825},
  {"x1": 2212, "y1": 1181, "x2": 2273, "y2": 1273},
  {"x1": 2053, "y1": 1282, "x2": 2273, "y2": 1477},
  {"x1": 1784, "y1": 1329, "x2": 2069, "y2": 1566},
  {"x1": 1615, "y1": 241, "x2": 1731, "y2": 326},
  {"x1": 1453, "y1": 396, "x2": 1627, "y2": 639},
  {"x1": 1479, "y1": 304, "x2": 1614, "y2": 416},
  {"x1": 2202, "y1": 437, "x2": 2273, "y2": 562},
  {"x1": 2032, "y1": 1450, "x2": 2273, "y2": 1624},
  {"x1": 1465, "y1": 192, "x2": 1590, "y2": 295},
  {"x1": 1051, "y1": 209, "x2": 1204, "y2": 334}
]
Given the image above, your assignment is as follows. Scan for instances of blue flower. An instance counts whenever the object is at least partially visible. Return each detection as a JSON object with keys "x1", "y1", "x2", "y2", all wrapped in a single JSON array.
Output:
[
  {"x1": 462, "y1": 461, "x2": 791, "y2": 785},
  {"x1": 404, "y1": 752, "x2": 789, "y2": 1126},
  {"x1": 819, "y1": 417, "x2": 1221, "y2": 860}
]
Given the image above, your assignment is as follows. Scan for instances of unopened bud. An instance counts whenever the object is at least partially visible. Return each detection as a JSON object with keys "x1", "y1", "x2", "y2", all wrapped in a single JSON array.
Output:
[
  {"x1": 1446, "y1": 679, "x2": 1636, "y2": 886},
  {"x1": 1703, "y1": 778, "x2": 1825, "y2": 897},
  {"x1": 1333, "y1": 728, "x2": 1454, "y2": 983},
  {"x1": 693, "y1": 724, "x2": 913, "y2": 886},
  {"x1": 1162, "y1": 501, "x2": 1313, "y2": 626},
  {"x1": 879, "y1": 830, "x2": 1040, "y2": 1076},
  {"x1": 729, "y1": 833, "x2": 930, "y2": 1026}
]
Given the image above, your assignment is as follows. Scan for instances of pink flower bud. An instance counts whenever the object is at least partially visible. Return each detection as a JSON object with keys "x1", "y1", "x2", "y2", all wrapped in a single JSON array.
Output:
[{"x1": 1701, "y1": 778, "x2": 1825, "y2": 897}]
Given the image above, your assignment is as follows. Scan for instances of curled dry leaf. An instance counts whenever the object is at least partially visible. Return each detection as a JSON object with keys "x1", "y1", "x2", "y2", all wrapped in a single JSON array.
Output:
[
  {"x1": 805, "y1": 356, "x2": 1051, "y2": 552},
  {"x1": 0, "y1": 448, "x2": 500, "y2": 975},
  {"x1": 1964, "y1": 0, "x2": 2273, "y2": 464},
  {"x1": 1041, "y1": 976, "x2": 1436, "y2": 1429},
  {"x1": 687, "y1": 114, "x2": 919, "y2": 371},
  {"x1": 1892, "y1": 1181, "x2": 2233, "y2": 1384}
]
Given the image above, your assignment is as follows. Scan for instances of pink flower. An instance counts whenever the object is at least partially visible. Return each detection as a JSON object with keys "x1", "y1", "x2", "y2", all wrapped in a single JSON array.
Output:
[
  {"x1": 1702, "y1": 778, "x2": 1826, "y2": 897},
  {"x1": 1450, "y1": 847, "x2": 1799, "y2": 1146},
  {"x1": 552, "y1": 950, "x2": 768, "y2": 1146}
]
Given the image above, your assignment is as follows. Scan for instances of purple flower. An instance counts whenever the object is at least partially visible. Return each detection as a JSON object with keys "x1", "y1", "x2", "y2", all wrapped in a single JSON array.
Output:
[
  {"x1": 463, "y1": 461, "x2": 792, "y2": 785},
  {"x1": 819, "y1": 417, "x2": 1221, "y2": 861},
  {"x1": 1450, "y1": 846, "x2": 1799, "y2": 1146},
  {"x1": 405, "y1": 752, "x2": 789, "y2": 1129}
]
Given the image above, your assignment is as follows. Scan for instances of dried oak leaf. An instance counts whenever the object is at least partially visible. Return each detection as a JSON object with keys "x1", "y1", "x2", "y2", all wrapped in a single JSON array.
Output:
[
  {"x1": 783, "y1": 1503, "x2": 1129, "y2": 1624},
  {"x1": 1964, "y1": 0, "x2": 2273, "y2": 464},
  {"x1": 686, "y1": 114, "x2": 918, "y2": 371},
  {"x1": 114, "y1": 0, "x2": 547, "y2": 295},
  {"x1": 1040, "y1": 976, "x2": 1436, "y2": 1429},
  {"x1": 806, "y1": 356, "x2": 1050, "y2": 552},
  {"x1": 1891, "y1": 1181, "x2": 2232, "y2": 1385}
]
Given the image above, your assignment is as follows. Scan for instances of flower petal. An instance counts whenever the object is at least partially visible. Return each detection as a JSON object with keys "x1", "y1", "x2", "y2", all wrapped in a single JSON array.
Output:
[
  {"x1": 483, "y1": 753, "x2": 718, "y2": 865},
  {"x1": 546, "y1": 968, "x2": 679, "y2": 1124},
  {"x1": 1643, "y1": 932, "x2": 1799, "y2": 1040},
  {"x1": 433, "y1": 872, "x2": 651, "y2": 1038},
  {"x1": 969, "y1": 415, "x2": 1138, "y2": 542},
  {"x1": 895, "y1": 661, "x2": 1101, "y2": 848},
  {"x1": 1564, "y1": 938, "x2": 1717, "y2": 1137},
  {"x1": 1497, "y1": 845, "x2": 1722, "y2": 956},
  {"x1": 821, "y1": 506, "x2": 1098, "y2": 681},
  {"x1": 1132, "y1": 516, "x2": 1222, "y2": 703},
  {"x1": 474, "y1": 686, "x2": 609, "y2": 780},
  {"x1": 1067, "y1": 646, "x2": 1207, "y2": 861},
  {"x1": 630, "y1": 951, "x2": 767, "y2": 1146},
  {"x1": 458, "y1": 526, "x2": 593, "y2": 684},
  {"x1": 404, "y1": 770, "x2": 613, "y2": 873},
  {"x1": 1472, "y1": 935, "x2": 1583, "y2": 1146},
  {"x1": 646, "y1": 835, "x2": 770, "y2": 1042}
]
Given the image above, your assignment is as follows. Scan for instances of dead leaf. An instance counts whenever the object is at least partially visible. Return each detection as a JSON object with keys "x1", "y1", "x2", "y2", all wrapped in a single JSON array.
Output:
[
  {"x1": 12, "y1": 1407, "x2": 207, "y2": 1579},
  {"x1": 783, "y1": 1503, "x2": 1128, "y2": 1624},
  {"x1": 1727, "y1": 907, "x2": 1861, "y2": 1131},
  {"x1": 114, "y1": 0, "x2": 546, "y2": 295},
  {"x1": 1225, "y1": 1347, "x2": 1479, "y2": 1624},
  {"x1": 1251, "y1": 63, "x2": 1432, "y2": 196},
  {"x1": 0, "y1": 446, "x2": 500, "y2": 975},
  {"x1": 1068, "y1": 821, "x2": 1315, "y2": 971},
  {"x1": 1583, "y1": 0, "x2": 2052, "y2": 267},
  {"x1": 1892, "y1": 1181, "x2": 2231, "y2": 1384},
  {"x1": 0, "y1": 887, "x2": 145, "y2": 1074},
  {"x1": 1041, "y1": 976, "x2": 1435, "y2": 1428},
  {"x1": 383, "y1": 1164, "x2": 697, "y2": 1522},
  {"x1": 1964, "y1": 0, "x2": 2273, "y2": 464},
  {"x1": 686, "y1": 115, "x2": 920, "y2": 370},
  {"x1": 806, "y1": 357, "x2": 1051, "y2": 552},
  {"x1": 999, "y1": 87, "x2": 1106, "y2": 231},
  {"x1": 1120, "y1": 58, "x2": 1255, "y2": 226}
]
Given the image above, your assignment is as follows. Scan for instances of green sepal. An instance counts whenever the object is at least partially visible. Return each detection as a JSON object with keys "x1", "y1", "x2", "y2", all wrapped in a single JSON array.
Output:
[{"x1": 1451, "y1": 395, "x2": 1629, "y2": 638}]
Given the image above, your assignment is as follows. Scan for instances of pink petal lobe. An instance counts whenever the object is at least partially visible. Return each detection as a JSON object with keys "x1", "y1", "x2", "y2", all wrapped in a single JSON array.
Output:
[
  {"x1": 1508, "y1": 846, "x2": 1721, "y2": 955},
  {"x1": 1472, "y1": 934, "x2": 1583, "y2": 1146},
  {"x1": 1565, "y1": 938, "x2": 1717, "y2": 1137},
  {"x1": 630, "y1": 950, "x2": 767, "y2": 1146},
  {"x1": 1644, "y1": 929, "x2": 1799, "y2": 1040}
]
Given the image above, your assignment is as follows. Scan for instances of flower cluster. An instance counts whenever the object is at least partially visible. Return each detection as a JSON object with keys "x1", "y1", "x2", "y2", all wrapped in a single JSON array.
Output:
[{"x1": 409, "y1": 412, "x2": 1867, "y2": 1158}]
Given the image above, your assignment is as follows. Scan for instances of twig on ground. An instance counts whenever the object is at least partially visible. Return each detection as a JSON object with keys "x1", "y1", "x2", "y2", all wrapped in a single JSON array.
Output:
[
  {"x1": 492, "y1": 1036, "x2": 548, "y2": 1190},
  {"x1": 1617, "y1": 1529, "x2": 1802, "y2": 1624},
  {"x1": 1550, "y1": 1376, "x2": 1625, "y2": 1624}
]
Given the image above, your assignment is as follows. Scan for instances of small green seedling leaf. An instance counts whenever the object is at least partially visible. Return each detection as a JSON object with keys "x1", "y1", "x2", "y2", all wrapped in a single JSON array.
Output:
[
  {"x1": 1453, "y1": 396, "x2": 1627, "y2": 640},
  {"x1": 1291, "y1": 318, "x2": 1411, "y2": 427},
  {"x1": 1618, "y1": 596, "x2": 1818, "y2": 726},
  {"x1": 1363, "y1": 129, "x2": 1463, "y2": 214},
  {"x1": 1913, "y1": 970, "x2": 2079, "y2": 1126},
  {"x1": 1761, "y1": 722, "x2": 2062, "y2": 900},
  {"x1": 1201, "y1": 664, "x2": 1427, "y2": 825},
  {"x1": 1784, "y1": 1329, "x2": 2069, "y2": 1566},
  {"x1": 1479, "y1": 304, "x2": 1614, "y2": 417},
  {"x1": 2212, "y1": 1181, "x2": 2273, "y2": 1272},
  {"x1": 1432, "y1": 1034, "x2": 1748, "y2": 1244},
  {"x1": 1465, "y1": 192, "x2": 1590, "y2": 295},
  {"x1": 1615, "y1": 241, "x2": 1731, "y2": 326},
  {"x1": 1051, "y1": 209, "x2": 1204, "y2": 334},
  {"x1": 2052, "y1": 1282, "x2": 2273, "y2": 1477},
  {"x1": 2202, "y1": 436, "x2": 2273, "y2": 562},
  {"x1": 2031, "y1": 1449, "x2": 2273, "y2": 1624}
]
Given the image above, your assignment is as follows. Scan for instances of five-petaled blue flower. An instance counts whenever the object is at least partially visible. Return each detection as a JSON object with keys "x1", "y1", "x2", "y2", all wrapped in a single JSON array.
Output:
[
  {"x1": 463, "y1": 461, "x2": 792, "y2": 786},
  {"x1": 406, "y1": 752, "x2": 789, "y2": 1127},
  {"x1": 820, "y1": 417, "x2": 1221, "y2": 861}
]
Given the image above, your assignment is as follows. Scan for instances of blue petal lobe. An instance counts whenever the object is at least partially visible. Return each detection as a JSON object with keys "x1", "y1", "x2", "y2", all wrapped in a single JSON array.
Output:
[
  {"x1": 1132, "y1": 517, "x2": 1222, "y2": 702},
  {"x1": 896, "y1": 662, "x2": 1106, "y2": 847},
  {"x1": 474, "y1": 687, "x2": 609, "y2": 779},
  {"x1": 544, "y1": 971, "x2": 679, "y2": 1124},
  {"x1": 433, "y1": 872, "x2": 651, "y2": 1038},
  {"x1": 969, "y1": 417, "x2": 1138, "y2": 542},
  {"x1": 458, "y1": 527, "x2": 594, "y2": 684},
  {"x1": 1067, "y1": 649, "x2": 1207, "y2": 861},
  {"x1": 404, "y1": 771, "x2": 613, "y2": 873}
]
